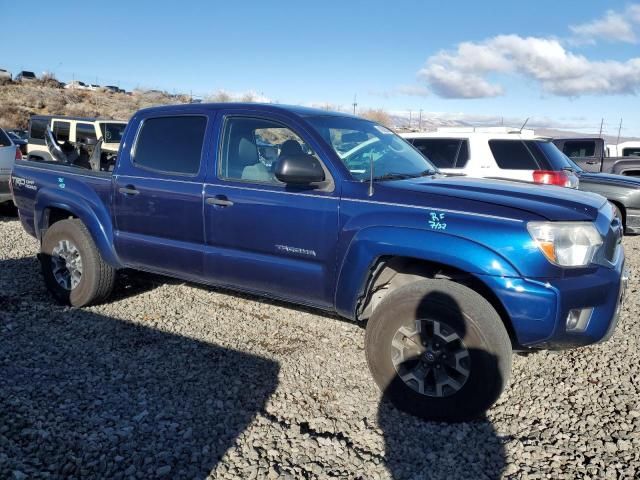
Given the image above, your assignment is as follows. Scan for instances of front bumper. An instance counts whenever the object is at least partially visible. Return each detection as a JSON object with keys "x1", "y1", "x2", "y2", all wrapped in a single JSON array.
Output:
[{"x1": 480, "y1": 248, "x2": 627, "y2": 349}]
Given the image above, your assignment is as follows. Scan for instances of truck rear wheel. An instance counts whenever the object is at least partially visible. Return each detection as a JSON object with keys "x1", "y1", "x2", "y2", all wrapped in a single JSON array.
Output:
[
  {"x1": 365, "y1": 279, "x2": 512, "y2": 422},
  {"x1": 40, "y1": 219, "x2": 115, "y2": 307}
]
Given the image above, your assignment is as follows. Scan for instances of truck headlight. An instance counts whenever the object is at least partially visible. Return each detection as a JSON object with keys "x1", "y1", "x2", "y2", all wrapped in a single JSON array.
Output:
[{"x1": 527, "y1": 222, "x2": 603, "y2": 267}]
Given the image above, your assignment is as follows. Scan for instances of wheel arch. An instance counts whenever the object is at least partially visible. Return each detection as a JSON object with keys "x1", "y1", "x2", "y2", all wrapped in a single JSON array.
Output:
[
  {"x1": 334, "y1": 227, "x2": 521, "y2": 346},
  {"x1": 35, "y1": 188, "x2": 120, "y2": 267}
]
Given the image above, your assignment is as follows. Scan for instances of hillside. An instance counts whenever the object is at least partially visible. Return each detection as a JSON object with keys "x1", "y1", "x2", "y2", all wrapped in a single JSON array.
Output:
[{"x1": 0, "y1": 80, "x2": 190, "y2": 129}]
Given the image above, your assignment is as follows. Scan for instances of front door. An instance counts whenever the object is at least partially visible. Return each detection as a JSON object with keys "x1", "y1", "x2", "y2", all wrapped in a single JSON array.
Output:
[
  {"x1": 203, "y1": 114, "x2": 339, "y2": 307},
  {"x1": 113, "y1": 114, "x2": 209, "y2": 279}
]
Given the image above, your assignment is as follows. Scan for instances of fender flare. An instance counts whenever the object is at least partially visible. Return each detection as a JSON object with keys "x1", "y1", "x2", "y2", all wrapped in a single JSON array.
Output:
[
  {"x1": 34, "y1": 187, "x2": 121, "y2": 267},
  {"x1": 334, "y1": 226, "x2": 520, "y2": 319}
]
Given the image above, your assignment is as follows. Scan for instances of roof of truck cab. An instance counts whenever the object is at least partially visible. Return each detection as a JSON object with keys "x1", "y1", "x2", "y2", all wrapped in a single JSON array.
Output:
[
  {"x1": 401, "y1": 131, "x2": 549, "y2": 141},
  {"x1": 137, "y1": 103, "x2": 359, "y2": 119},
  {"x1": 30, "y1": 114, "x2": 127, "y2": 123}
]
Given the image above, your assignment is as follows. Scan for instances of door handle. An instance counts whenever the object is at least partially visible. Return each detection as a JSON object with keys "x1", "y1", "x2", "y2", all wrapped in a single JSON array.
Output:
[
  {"x1": 119, "y1": 185, "x2": 140, "y2": 195},
  {"x1": 206, "y1": 196, "x2": 234, "y2": 207},
  {"x1": 586, "y1": 161, "x2": 598, "y2": 165}
]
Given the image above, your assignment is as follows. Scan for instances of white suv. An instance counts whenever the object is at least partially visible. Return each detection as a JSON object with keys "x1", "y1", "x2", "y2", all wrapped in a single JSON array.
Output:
[{"x1": 401, "y1": 127, "x2": 578, "y2": 187}]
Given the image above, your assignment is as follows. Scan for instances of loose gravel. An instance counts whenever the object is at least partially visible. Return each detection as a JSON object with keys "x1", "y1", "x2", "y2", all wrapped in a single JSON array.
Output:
[{"x1": 1, "y1": 210, "x2": 638, "y2": 479}]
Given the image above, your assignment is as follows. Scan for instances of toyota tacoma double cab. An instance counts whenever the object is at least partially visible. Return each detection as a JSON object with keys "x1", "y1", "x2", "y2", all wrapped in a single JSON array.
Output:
[{"x1": 11, "y1": 103, "x2": 628, "y2": 422}]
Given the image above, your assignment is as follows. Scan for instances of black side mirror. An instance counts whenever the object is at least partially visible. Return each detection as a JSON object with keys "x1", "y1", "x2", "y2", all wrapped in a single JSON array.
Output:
[{"x1": 275, "y1": 154, "x2": 325, "y2": 185}]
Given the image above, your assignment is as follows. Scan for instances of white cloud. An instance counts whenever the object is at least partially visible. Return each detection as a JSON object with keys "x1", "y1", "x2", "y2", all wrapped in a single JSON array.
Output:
[
  {"x1": 569, "y1": 9, "x2": 637, "y2": 44},
  {"x1": 418, "y1": 34, "x2": 640, "y2": 98}
]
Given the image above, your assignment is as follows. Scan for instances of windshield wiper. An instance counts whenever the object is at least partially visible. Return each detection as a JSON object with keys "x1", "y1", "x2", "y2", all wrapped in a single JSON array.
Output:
[
  {"x1": 443, "y1": 171, "x2": 467, "y2": 177},
  {"x1": 373, "y1": 172, "x2": 416, "y2": 181}
]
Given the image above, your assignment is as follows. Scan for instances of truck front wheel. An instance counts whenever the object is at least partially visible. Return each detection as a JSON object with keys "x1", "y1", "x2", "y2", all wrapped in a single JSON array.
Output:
[
  {"x1": 40, "y1": 219, "x2": 115, "y2": 307},
  {"x1": 365, "y1": 279, "x2": 512, "y2": 422}
]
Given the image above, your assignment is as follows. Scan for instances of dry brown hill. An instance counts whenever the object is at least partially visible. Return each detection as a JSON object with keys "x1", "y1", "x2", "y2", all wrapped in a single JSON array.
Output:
[{"x1": 0, "y1": 79, "x2": 190, "y2": 129}]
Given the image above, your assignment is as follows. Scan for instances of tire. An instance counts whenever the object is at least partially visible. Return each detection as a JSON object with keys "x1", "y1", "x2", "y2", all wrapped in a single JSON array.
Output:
[
  {"x1": 365, "y1": 279, "x2": 512, "y2": 422},
  {"x1": 40, "y1": 219, "x2": 115, "y2": 307}
]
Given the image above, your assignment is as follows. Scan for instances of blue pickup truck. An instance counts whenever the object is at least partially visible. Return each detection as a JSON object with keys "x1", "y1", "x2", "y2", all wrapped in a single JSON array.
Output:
[{"x1": 11, "y1": 103, "x2": 628, "y2": 421}]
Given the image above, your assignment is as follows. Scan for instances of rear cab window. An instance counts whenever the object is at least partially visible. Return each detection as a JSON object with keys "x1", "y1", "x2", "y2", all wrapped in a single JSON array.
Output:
[
  {"x1": 562, "y1": 141, "x2": 595, "y2": 158},
  {"x1": 132, "y1": 116, "x2": 207, "y2": 176},
  {"x1": 411, "y1": 138, "x2": 469, "y2": 168},
  {"x1": 622, "y1": 147, "x2": 640, "y2": 157}
]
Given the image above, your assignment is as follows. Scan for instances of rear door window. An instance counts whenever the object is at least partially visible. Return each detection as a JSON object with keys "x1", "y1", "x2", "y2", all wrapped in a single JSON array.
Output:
[
  {"x1": 411, "y1": 138, "x2": 468, "y2": 168},
  {"x1": 489, "y1": 140, "x2": 540, "y2": 170},
  {"x1": 133, "y1": 116, "x2": 207, "y2": 175},
  {"x1": 562, "y1": 141, "x2": 595, "y2": 158},
  {"x1": 76, "y1": 123, "x2": 97, "y2": 143}
]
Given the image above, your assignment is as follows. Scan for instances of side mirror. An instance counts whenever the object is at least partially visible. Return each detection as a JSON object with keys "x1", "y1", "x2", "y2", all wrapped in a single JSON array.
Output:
[{"x1": 275, "y1": 154, "x2": 325, "y2": 185}]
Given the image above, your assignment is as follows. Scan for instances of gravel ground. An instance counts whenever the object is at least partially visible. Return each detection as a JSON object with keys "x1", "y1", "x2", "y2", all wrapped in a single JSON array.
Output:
[{"x1": 1, "y1": 210, "x2": 639, "y2": 479}]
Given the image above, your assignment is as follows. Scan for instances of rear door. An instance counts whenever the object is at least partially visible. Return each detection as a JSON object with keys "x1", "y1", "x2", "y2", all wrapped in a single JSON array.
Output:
[
  {"x1": 113, "y1": 113, "x2": 211, "y2": 279},
  {"x1": 487, "y1": 139, "x2": 545, "y2": 182},
  {"x1": 203, "y1": 112, "x2": 340, "y2": 307}
]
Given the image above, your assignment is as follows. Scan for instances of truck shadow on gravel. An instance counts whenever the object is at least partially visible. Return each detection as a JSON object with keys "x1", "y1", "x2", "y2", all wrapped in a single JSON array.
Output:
[
  {"x1": 376, "y1": 290, "x2": 506, "y2": 479},
  {"x1": 0, "y1": 259, "x2": 280, "y2": 478}
]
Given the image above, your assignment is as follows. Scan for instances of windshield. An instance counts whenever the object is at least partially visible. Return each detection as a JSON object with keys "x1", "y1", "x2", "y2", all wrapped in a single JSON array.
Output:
[
  {"x1": 99, "y1": 123, "x2": 126, "y2": 143},
  {"x1": 306, "y1": 116, "x2": 437, "y2": 181},
  {"x1": 535, "y1": 140, "x2": 584, "y2": 173}
]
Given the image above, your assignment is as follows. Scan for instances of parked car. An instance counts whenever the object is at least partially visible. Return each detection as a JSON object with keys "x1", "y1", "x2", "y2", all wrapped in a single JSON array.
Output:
[
  {"x1": 0, "y1": 68, "x2": 11, "y2": 82},
  {"x1": 0, "y1": 127, "x2": 22, "y2": 205},
  {"x1": 12, "y1": 104, "x2": 627, "y2": 422},
  {"x1": 403, "y1": 129, "x2": 640, "y2": 234},
  {"x1": 7, "y1": 131, "x2": 27, "y2": 155},
  {"x1": 402, "y1": 128, "x2": 578, "y2": 185},
  {"x1": 15, "y1": 71, "x2": 37, "y2": 82},
  {"x1": 552, "y1": 137, "x2": 640, "y2": 176},
  {"x1": 27, "y1": 115, "x2": 127, "y2": 171},
  {"x1": 607, "y1": 141, "x2": 640, "y2": 158},
  {"x1": 64, "y1": 81, "x2": 90, "y2": 90},
  {"x1": 104, "y1": 85, "x2": 119, "y2": 93}
]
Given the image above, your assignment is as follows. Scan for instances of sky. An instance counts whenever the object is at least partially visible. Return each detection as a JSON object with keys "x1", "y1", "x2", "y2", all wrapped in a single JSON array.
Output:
[{"x1": 2, "y1": 0, "x2": 640, "y2": 136}]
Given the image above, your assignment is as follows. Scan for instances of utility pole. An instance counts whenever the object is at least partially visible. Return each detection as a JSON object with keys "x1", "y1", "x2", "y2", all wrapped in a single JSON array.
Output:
[
  {"x1": 408, "y1": 110, "x2": 412, "y2": 129},
  {"x1": 419, "y1": 109, "x2": 423, "y2": 131},
  {"x1": 616, "y1": 118, "x2": 623, "y2": 149},
  {"x1": 352, "y1": 94, "x2": 358, "y2": 115},
  {"x1": 598, "y1": 118, "x2": 604, "y2": 138}
]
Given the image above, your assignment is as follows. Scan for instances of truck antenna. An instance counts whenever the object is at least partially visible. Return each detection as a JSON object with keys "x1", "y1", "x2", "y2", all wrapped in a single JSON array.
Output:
[
  {"x1": 518, "y1": 117, "x2": 530, "y2": 133},
  {"x1": 598, "y1": 118, "x2": 604, "y2": 139},
  {"x1": 368, "y1": 151, "x2": 375, "y2": 197}
]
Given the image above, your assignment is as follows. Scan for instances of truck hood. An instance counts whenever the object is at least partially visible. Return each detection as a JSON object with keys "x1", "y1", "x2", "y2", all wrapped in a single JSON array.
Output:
[
  {"x1": 380, "y1": 175, "x2": 607, "y2": 222},
  {"x1": 579, "y1": 171, "x2": 640, "y2": 188}
]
